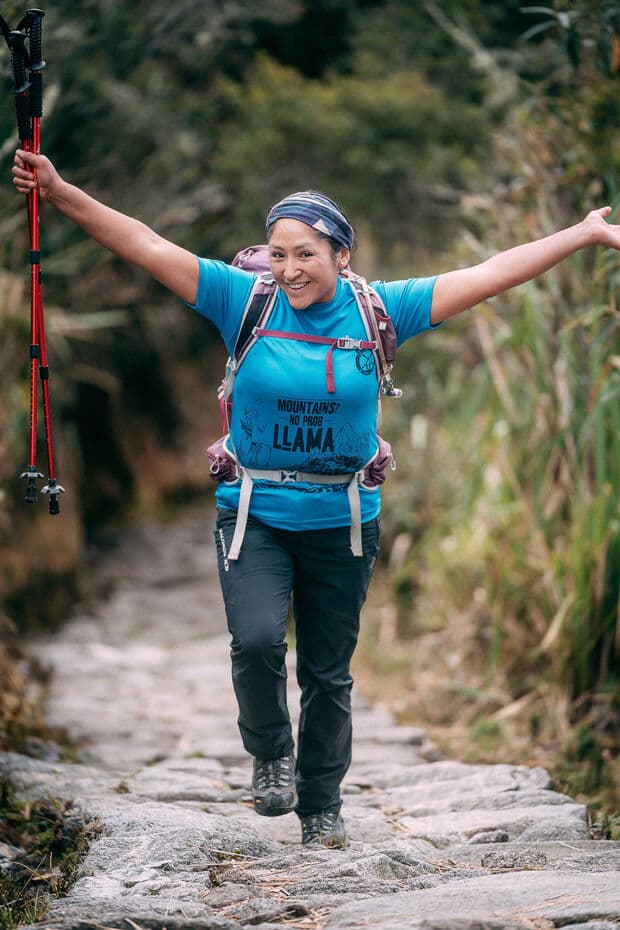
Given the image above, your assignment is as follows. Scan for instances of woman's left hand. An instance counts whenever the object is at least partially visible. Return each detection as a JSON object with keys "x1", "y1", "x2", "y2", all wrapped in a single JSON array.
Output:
[{"x1": 581, "y1": 206, "x2": 620, "y2": 250}]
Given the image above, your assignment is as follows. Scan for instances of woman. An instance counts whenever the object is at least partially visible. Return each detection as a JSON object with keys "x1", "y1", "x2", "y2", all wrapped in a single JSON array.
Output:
[{"x1": 12, "y1": 150, "x2": 620, "y2": 848}]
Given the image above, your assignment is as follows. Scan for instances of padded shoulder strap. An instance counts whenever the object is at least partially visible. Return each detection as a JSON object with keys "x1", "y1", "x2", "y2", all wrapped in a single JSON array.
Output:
[
  {"x1": 233, "y1": 272, "x2": 278, "y2": 368},
  {"x1": 345, "y1": 274, "x2": 390, "y2": 380},
  {"x1": 344, "y1": 272, "x2": 402, "y2": 398}
]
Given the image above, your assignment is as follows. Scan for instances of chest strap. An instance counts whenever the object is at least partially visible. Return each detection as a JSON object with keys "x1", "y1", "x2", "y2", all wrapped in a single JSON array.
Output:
[
  {"x1": 228, "y1": 465, "x2": 365, "y2": 561},
  {"x1": 253, "y1": 327, "x2": 376, "y2": 394}
]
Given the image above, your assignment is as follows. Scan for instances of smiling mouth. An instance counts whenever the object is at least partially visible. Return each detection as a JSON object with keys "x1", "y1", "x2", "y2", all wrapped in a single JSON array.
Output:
[{"x1": 285, "y1": 281, "x2": 310, "y2": 291}]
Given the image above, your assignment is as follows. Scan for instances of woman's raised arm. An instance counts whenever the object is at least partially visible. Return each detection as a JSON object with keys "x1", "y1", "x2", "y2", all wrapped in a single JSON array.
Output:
[
  {"x1": 430, "y1": 207, "x2": 620, "y2": 325},
  {"x1": 13, "y1": 149, "x2": 199, "y2": 305}
]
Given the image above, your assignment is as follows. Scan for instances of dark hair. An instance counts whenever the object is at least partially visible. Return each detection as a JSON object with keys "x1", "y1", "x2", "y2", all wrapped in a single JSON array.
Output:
[
  {"x1": 313, "y1": 193, "x2": 354, "y2": 255},
  {"x1": 314, "y1": 231, "x2": 348, "y2": 255}
]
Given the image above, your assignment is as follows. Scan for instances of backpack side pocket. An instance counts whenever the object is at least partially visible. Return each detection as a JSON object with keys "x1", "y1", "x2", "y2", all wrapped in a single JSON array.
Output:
[{"x1": 206, "y1": 435, "x2": 239, "y2": 483}]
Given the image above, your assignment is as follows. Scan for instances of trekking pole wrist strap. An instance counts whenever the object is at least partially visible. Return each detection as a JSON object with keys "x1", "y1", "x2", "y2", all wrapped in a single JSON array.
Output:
[
  {"x1": 28, "y1": 12, "x2": 45, "y2": 119},
  {"x1": 9, "y1": 30, "x2": 32, "y2": 141}
]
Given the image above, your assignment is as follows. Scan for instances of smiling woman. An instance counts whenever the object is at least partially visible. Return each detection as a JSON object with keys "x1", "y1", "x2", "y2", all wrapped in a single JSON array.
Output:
[
  {"x1": 11, "y1": 146, "x2": 620, "y2": 851},
  {"x1": 268, "y1": 218, "x2": 347, "y2": 307},
  {"x1": 266, "y1": 191, "x2": 354, "y2": 308}
]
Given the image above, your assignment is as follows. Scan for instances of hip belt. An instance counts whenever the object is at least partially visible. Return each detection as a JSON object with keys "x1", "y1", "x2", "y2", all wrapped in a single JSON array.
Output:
[
  {"x1": 230, "y1": 466, "x2": 365, "y2": 561},
  {"x1": 207, "y1": 433, "x2": 393, "y2": 560}
]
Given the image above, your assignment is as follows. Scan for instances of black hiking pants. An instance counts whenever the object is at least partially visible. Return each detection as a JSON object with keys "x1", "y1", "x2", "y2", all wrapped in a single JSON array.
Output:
[{"x1": 214, "y1": 509, "x2": 380, "y2": 817}]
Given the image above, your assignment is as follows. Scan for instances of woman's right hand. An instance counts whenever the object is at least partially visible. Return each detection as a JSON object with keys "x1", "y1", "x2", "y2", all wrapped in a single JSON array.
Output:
[{"x1": 12, "y1": 149, "x2": 61, "y2": 201}]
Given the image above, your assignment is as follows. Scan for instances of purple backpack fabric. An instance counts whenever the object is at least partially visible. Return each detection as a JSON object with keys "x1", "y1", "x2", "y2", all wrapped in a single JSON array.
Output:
[{"x1": 231, "y1": 244, "x2": 271, "y2": 273}]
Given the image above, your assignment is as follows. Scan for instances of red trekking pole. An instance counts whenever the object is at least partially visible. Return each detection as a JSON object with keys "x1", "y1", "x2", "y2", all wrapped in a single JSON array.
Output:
[
  {"x1": 3, "y1": 9, "x2": 64, "y2": 513},
  {"x1": 24, "y1": 9, "x2": 63, "y2": 513}
]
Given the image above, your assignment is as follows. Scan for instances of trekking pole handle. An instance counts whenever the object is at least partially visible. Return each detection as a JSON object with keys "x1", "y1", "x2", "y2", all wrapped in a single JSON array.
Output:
[
  {"x1": 8, "y1": 30, "x2": 32, "y2": 141},
  {"x1": 27, "y1": 9, "x2": 45, "y2": 118}
]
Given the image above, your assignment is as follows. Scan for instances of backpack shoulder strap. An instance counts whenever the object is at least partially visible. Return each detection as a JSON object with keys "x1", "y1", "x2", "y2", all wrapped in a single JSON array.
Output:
[
  {"x1": 233, "y1": 272, "x2": 278, "y2": 368},
  {"x1": 344, "y1": 273, "x2": 402, "y2": 397},
  {"x1": 220, "y1": 272, "x2": 278, "y2": 434}
]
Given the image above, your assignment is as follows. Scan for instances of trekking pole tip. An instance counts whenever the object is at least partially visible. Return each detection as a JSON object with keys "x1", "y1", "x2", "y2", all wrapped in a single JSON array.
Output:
[
  {"x1": 41, "y1": 479, "x2": 65, "y2": 515},
  {"x1": 19, "y1": 467, "x2": 45, "y2": 503}
]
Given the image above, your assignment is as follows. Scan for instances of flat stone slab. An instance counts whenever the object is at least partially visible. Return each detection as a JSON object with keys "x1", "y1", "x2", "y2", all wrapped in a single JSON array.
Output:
[
  {"x1": 6, "y1": 506, "x2": 618, "y2": 930},
  {"x1": 324, "y1": 870, "x2": 620, "y2": 929}
]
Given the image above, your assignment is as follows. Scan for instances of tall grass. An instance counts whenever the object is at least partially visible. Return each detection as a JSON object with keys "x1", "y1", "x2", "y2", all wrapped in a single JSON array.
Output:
[
  {"x1": 465, "y1": 250, "x2": 620, "y2": 711},
  {"x1": 367, "y1": 92, "x2": 620, "y2": 806}
]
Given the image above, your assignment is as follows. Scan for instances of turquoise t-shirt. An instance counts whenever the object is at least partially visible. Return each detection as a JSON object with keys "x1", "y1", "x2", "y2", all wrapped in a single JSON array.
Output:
[{"x1": 189, "y1": 259, "x2": 437, "y2": 530}]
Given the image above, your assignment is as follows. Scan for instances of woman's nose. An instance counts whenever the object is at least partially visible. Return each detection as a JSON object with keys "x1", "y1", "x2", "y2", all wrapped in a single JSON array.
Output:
[{"x1": 284, "y1": 259, "x2": 301, "y2": 279}]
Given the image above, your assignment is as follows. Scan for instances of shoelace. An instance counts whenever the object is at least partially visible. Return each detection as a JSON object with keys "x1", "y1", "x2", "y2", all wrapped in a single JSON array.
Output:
[{"x1": 254, "y1": 756, "x2": 294, "y2": 790}]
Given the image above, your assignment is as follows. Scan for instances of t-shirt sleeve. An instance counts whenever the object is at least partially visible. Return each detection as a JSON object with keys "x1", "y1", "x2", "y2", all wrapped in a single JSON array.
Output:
[
  {"x1": 184, "y1": 257, "x2": 256, "y2": 354},
  {"x1": 372, "y1": 276, "x2": 440, "y2": 347}
]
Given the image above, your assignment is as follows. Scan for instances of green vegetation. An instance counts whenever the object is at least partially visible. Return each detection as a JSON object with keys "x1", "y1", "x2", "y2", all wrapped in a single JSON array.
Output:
[
  {"x1": 359, "y1": 4, "x2": 620, "y2": 819},
  {"x1": 0, "y1": 780, "x2": 97, "y2": 930},
  {"x1": 0, "y1": 0, "x2": 617, "y2": 824}
]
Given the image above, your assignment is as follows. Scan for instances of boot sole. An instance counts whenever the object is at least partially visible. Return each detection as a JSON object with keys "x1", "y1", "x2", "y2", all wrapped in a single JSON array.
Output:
[
  {"x1": 253, "y1": 791, "x2": 297, "y2": 817},
  {"x1": 302, "y1": 835, "x2": 348, "y2": 848}
]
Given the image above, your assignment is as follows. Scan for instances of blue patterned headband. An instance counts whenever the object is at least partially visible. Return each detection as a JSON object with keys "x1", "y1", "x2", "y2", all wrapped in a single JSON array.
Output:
[{"x1": 266, "y1": 191, "x2": 354, "y2": 251}]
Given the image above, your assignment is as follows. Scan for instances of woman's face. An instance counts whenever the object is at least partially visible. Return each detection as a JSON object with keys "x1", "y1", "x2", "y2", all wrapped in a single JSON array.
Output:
[{"x1": 268, "y1": 218, "x2": 349, "y2": 310}]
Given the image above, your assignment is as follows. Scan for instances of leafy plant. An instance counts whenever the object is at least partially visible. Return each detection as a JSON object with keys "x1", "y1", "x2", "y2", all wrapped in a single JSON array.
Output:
[
  {"x1": 521, "y1": 2, "x2": 620, "y2": 74},
  {"x1": 361, "y1": 6, "x2": 620, "y2": 812}
]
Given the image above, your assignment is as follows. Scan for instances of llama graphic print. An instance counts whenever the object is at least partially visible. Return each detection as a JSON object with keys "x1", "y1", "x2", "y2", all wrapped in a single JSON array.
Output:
[{"x1": 236, "y1": 396, "x2": 376, "y2": 474}]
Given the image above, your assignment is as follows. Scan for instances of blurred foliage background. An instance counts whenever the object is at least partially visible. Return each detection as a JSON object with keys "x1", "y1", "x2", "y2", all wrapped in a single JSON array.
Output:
[{"x1": 0, "y1": 0, "x2": 618, "y2": 825}]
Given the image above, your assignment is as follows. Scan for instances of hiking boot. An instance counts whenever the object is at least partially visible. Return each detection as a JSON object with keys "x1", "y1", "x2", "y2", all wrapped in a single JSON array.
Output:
[
  {"x1": 300, "y1": 811, "x2": 347, "y2": 848},
  {"x1": 251, "y1": 754, "x2": 297, "y2": 816}
]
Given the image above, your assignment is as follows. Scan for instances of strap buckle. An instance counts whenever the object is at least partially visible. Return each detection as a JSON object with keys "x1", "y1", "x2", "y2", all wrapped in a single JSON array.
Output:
[{"x1": 337, "y1": 336, "x2": 363, "y2": 350}]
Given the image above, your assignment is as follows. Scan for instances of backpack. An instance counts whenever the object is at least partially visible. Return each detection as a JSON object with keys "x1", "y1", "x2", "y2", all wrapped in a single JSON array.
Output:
[
  {"x1": 229, "y1": 244, "x2": 402, "y2": 403},
  {"x1": 207, "y1": 245, "x2": 401, "y2": 561}
]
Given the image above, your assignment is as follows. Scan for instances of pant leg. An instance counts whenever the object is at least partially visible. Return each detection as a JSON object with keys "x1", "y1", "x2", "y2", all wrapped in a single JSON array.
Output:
[
  {"x1": 214, "y1": 510, "x2": 296, "y2": 761},
  {"x1": 290, "y1": 518, "x2": 380, "y2": 816}
]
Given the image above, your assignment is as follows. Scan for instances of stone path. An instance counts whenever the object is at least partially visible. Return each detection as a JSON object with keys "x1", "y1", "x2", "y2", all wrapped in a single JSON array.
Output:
[{"x1": 2, "y1": 506, "x2": 619, "y2": 930}]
